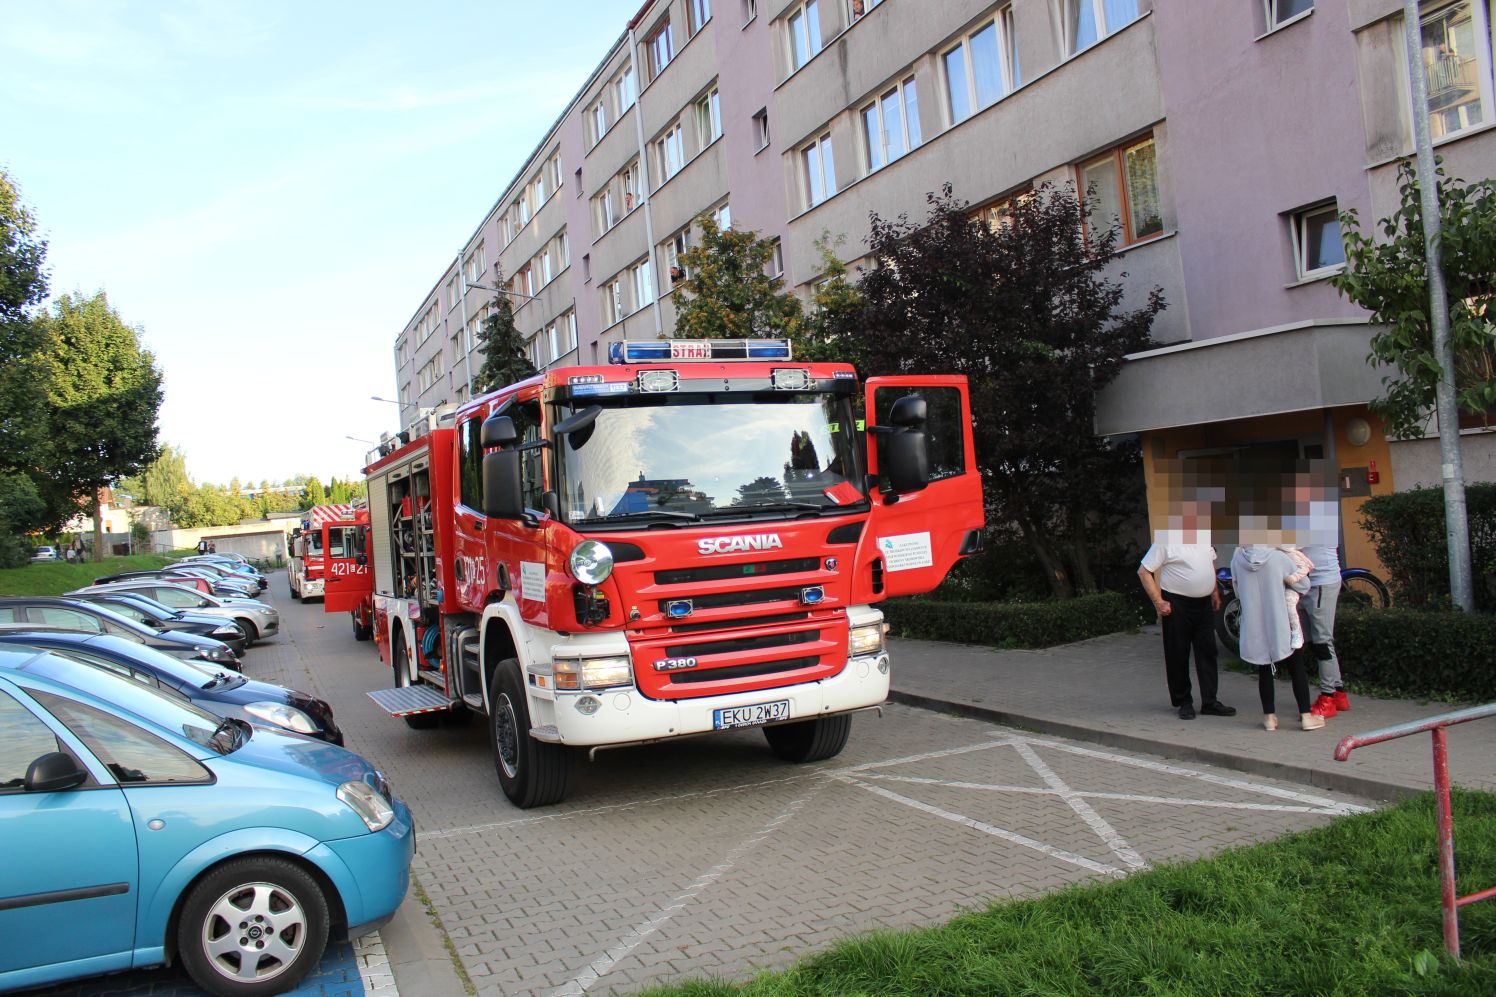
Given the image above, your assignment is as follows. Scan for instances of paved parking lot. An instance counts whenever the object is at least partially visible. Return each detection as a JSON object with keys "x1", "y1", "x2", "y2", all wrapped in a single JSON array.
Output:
[{"x1": 25, "y1": 581, "x2": 1372, "y2": 996}]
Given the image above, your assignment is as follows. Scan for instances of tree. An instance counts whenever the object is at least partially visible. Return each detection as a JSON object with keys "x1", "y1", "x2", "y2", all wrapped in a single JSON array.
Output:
[
  {"x1": 31, "y1": 292, "x2": 164, "y2": 556},
  {"x1": 0, "y1": 472, "x2": 45, "y2": 568},
  {"x1": 1332, "y1": 161, "x2": 1496, "y2": 440},
  {"x1": 118, "y1": 444, "x2": 191, "y2": 512},
  {"x1": 474, "y1": 286, "x2": 536, "y2": 392},
  {"x1": 0, "y1": 170, "x2": 50, "y2": 479},
  {"x1": 838, "y1": 184, "x2": 1163, "y2": 597},
  {"x1": 673, "y1": 214, "x2": 805, "y2": 340},
  {"x1": 791, "y1": 233, "x2": 864, "y2": 363}
]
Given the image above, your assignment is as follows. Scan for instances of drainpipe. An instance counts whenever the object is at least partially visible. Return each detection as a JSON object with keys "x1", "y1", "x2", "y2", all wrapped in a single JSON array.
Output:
[
  {"x1": 456, "y1": 253, "x2": 475, "y2": 399},
  {"x1": 627, "y1": 24, "x2": 664, "y2": 339}
]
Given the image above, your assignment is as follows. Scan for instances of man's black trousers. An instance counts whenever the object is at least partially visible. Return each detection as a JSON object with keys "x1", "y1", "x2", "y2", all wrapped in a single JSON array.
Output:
[{"x1": 1161, "y1": 591, "x2": 1218, "y2": 707}]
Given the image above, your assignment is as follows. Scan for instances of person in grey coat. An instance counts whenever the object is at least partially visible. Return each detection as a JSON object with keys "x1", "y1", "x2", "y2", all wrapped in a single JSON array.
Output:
[{"x1": 1231, "y1": 543, "x2": 1324, "y2": 732}]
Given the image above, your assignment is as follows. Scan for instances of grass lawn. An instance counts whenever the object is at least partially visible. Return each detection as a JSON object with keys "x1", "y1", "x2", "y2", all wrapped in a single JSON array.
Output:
[
  {"x1": 642, "y1": 791, "x2": 1496, "y2": 996},
  {"x1": 0, "y1": 554, "x2": 177, "y2": 596}
]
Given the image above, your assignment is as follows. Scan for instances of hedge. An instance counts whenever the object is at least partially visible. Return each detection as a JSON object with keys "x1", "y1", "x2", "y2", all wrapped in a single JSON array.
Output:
[
  {"x1": 1360, "y1": 483, "x2": 1496, "y2": 610},
  {"x1": 882, "y1": 591, "x2": 1146, "y2": 649},
  {"x1": 1335, "y1": 608, "x2": 1496, "y2": 702}
]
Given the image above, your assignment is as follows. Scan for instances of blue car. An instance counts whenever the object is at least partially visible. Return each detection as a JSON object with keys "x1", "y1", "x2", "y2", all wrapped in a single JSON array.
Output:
[{"x1": 0, "y1": 647, "x2": 413, "y2": 996}]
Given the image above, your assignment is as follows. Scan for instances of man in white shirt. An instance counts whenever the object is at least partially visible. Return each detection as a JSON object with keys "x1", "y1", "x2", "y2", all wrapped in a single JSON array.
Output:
[{"x1": 1137, "y1": 502, "x2": 1235, "y2": 720}]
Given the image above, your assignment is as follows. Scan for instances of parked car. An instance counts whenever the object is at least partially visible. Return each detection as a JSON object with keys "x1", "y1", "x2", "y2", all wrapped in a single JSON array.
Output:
[
  {"x1": 0, "y1": 597, "x2": 241, "y2": 668},
  {"x1": 29, "y1": 545, "x2": 58, "y2": 562},
  {"x1": 95, "y1": 569, "x2": 215, "y2": 594},
  {"x1": 180, "y1": 556, "x2": 269, "y2": 591},
  {"x1": 66, "y1": 591, "x2": 249, "y2": 657},
  {"x1": 73, "y1": 581, "x2": 279, "y2": 643},
  {"x1": 169, "y1": 564, "x2": 260, "y2": 598},
  {"x1": 0, "y1": 629, "x2": 342, "y2": 744},
  {"x1": 0, "y1": 648, "x2": 411, "y2": 996}
]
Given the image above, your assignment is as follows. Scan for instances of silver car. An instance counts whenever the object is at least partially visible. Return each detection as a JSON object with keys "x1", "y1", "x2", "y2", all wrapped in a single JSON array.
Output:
[{"x1": 71, "y1": 581, "x2": 280, "y2": 643}]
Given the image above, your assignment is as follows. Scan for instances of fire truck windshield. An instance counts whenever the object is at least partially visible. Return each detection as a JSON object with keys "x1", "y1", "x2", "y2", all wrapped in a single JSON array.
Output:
[{"x1": 559, "y1": 393, "x2": 864, "y2": 527}]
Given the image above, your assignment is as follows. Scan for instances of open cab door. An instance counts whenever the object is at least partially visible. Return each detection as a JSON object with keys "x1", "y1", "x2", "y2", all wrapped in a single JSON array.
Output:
[
  {"x1": 321, "y1": 519, "x2": 373, "y2": 613},
  {"x1": 859, "y1": 375, "x2": 984, "y2": 600}
]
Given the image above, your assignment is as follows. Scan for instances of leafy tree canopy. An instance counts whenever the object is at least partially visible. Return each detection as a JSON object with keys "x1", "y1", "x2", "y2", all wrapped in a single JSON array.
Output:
[
  {"x1": 832, "y1": 183, "x2": 1162, "y2": 596},
  {"x1": 1332, "y1": 160, "x2": 1496, "y2": 440},
  {"x1": 0, "y1": 171, "x2": 50, "y2": 478},
  {"x1": 674, "y1": 214, "x2": 804, "y2": 340}
]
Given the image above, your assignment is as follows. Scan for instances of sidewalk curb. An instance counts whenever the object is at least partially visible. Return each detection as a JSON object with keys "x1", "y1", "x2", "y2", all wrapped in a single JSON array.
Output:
[
  {"x1": 377, "y1": 874, "x2": 471, "y2": 997},
  {"x1": 888, "y1": 689, "x2": 1420, "y2": 803}
]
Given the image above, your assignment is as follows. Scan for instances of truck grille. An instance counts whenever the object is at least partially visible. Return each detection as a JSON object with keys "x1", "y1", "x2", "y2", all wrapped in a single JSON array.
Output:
[
  {"x1": 666, "y1": 657, "x2": 819, "y2": 684},
  {"x1": 657, "y1": 586, "x2": 804, "y2": 613},
  {"x1": 655, "y1": 557, "x2": 820, "y2": 585},
  {"x1": 666, "y1": 629, "x2": 819, "y2": 659}
]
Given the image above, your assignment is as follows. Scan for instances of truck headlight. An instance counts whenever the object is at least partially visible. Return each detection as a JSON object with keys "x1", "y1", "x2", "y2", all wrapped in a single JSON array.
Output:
[
  {"x1": 569, "y1": 541, "x2": 614, "y2": 585},
  {"x1": 244, "y1": 701, "x2": 318, "y2": 734},
  {"x1": 337, "y1": 780, "x2": 394, "y2": 832},
  {"x1": 554, "y1": 656, "x2": 633, "y2": 690},
  {"x1": 849, "y1": 622, "x2": 885, "y2": 657}
]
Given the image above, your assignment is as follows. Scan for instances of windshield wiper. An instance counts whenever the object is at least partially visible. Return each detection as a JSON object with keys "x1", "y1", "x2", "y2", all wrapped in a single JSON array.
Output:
[
  {"x1": 702, "y1": 501, "x2": 828, "y2": 518},
  {"x1": 574, "y1": 509, "x2": 701, "y2": 527}
]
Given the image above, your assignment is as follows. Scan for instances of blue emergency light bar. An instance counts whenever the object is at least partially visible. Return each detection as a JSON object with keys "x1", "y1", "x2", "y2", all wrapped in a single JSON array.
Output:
[{"x1": 608, "y1": 339, "x2": 793, "y2": 364}]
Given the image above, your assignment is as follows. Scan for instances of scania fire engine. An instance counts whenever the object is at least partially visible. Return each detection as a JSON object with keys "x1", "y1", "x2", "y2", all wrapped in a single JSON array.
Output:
[
  {"x1": 326, "y1": 340, "x2": 983, "y2": 807},
  {"x1": 287, "y1": 503, "x2": 355, "y2": 601}
]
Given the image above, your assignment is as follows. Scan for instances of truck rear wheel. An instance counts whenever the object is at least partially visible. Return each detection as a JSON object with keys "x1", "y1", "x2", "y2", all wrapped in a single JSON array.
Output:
[
  {"x1": 764, "y1": 714, "x2": 852, "y2": 763},
  {"x1": 352, "y1": 611, "x2": 372, "y2": 642},
  {"x1": 489, "y1": 658, "x2": 569, "y2": 808},
  {"x1": 394, "y1": 631, "x2": 441, "y2": 730}
]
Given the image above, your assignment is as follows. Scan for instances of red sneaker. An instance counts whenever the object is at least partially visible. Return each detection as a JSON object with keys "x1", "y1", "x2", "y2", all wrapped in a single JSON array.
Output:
[
  {"x1": 1333, "y1": 690, "x2": 1350, "y2": 712},
  {"x1": 1311, "y1": 694, "x2": 1338, "y2": 718}
]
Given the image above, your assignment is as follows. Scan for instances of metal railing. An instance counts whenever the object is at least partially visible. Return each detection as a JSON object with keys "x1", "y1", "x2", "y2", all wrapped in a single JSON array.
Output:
[{"x1": 1334, "y1": 703, "x2": 1496, "y2": 959}]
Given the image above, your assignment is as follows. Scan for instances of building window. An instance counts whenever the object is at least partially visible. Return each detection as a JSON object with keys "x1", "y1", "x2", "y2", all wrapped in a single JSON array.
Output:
[
  {"x1": 743, "y1": 0, "x2": 758, "y2": 23},
  {"x1": 615, "y1": 63, "x2": 637, "y2": 113},
  {"x1": 1292, "y1": 202, "x2": 1346, "y2": 279},
  {"x1": 1062, "y1": 0, "x2": 1140, "y2": 56},
  {"x1": 621, "y1": 160, "x2": 641, "y2": 212},
  {"x1": 974, "y1": 190, "x2": 1031, "y2": 231},
  {"x1": 715, "y1": 203, "x2": 732, "y2": 230},
  {"x1": 656, "y1": 123, "x2": 686, "y2": 182},
  {"x1": 646, "y1": 18, "x2": 675, "y2": 80},
  {"x1": 802, "y1": 133, "x2": 836, "y2": 208},
  {"x1": 850, "y1": 0, "x2": 884, "y2": 20},
  {"x1": 631, "y1": 257, "x2": 655, "y2": 311},
  {"x1": 788, "y1": 1, "x2": 823, "y2": 70},
  {"x1": 1078, "y1": 133, "x2": 1163, "y2": 245},
  {"x1": 595, "y1": 187, "x2": 618, "y2": 233},
  {"x1": 539, "y1": 244, "x2": 554, "y2": 286},
  {"x1": 753, "y1": 107, "x2": 770, "y2": 148},
  {"x1": 602, "y1": 278, "x2": 623, "y2": 326},
  {"x1": 564, "y1": 310, "x2": 578, "y2": 353},
  {"x1": 696, "y1": 87, "x2": 723, "y2": 146},
  {"x1": 689, "y1": 0, "x2": 712, "y2": 35},
  {"x1": 944, "y1": 11, "x2": 1019, "y2": 124},
  {"x1": 446, "y1": 277, "x2": 459, "y2": 310},
  {"x1": 664, "y1": 228, "x2": 691, "y2": 284},
  {"x1": 1265, "y1": 0, "x2": 1314, "y2": 31},
  {"x1": 769, "y1": 239, "x2": 784, "y2": 277},
  {"x1": 464, "y1": 244, "x2": 485, "y2": 283},
  {"x1": 863, "y1": 77, "x2": 921, "y2": 171},
  {"x1": 1419, "y1": 0, "x2": 1493, "y2": 140},
  {"x1": 530, "y1": 335, "x2": 544, "y2": 368}
]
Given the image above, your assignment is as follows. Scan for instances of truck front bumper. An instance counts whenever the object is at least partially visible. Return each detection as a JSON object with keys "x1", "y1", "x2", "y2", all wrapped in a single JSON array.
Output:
[
  {"x1": 536, "y1": 653, "x2": 890, "y2": 747},
  {"x1": 301, "y1": 578, "x2": 324, "y2": 597}
]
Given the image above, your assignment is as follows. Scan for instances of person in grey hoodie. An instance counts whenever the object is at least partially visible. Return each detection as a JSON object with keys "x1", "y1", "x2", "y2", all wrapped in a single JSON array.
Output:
[{"x1": 1231, "y1": 541, "x2": 1324, "y2": 731}]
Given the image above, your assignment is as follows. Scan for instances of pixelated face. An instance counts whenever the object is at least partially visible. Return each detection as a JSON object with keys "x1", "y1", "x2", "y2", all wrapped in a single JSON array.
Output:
[{"x1": 1154, "y1": 456, "x2": 1339, "y2": 546}]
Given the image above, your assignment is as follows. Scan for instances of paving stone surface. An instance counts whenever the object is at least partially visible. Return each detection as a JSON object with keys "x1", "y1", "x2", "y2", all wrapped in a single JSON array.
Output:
[{"x1": 256, "y1": 585, "x2": 1373, "y2": 997}]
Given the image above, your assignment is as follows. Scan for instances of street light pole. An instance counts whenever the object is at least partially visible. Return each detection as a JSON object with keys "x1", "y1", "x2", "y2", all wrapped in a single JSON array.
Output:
[{"x1": 1401, "y1": 0, "x2": 1473, "y2": 612}]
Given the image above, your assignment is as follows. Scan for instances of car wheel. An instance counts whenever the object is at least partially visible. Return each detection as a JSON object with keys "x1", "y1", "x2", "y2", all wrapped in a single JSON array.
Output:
[
  {"x1": 763, "y1": 714, "x2": 852, "y2": 763},
  {"x1": 394, "y1": 630, "x2": 441, "y2": 729},
  {"x1": 489, "y1": 657, "x2": 569, "y2": 808},
  {"x1": 176, "y1": 856, "x2": 329, "y2": 997}
]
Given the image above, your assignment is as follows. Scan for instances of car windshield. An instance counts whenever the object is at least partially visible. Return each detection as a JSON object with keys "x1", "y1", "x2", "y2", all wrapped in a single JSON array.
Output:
[{"x1": 557, "y1": 392, "x2": 864, "y2": 527}]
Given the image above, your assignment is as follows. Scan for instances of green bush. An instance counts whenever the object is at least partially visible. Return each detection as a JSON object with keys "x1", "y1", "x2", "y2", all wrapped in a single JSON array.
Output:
[
  {"x1": 1335, "y1": 608, "x2": 1496, "y2": 701},
  {"x1": 1360, "y1": 483, "x2": 1496, "y2": 610},
  {"x1": 883, "y1": 591, "x2": 1146, "y2": 649}
]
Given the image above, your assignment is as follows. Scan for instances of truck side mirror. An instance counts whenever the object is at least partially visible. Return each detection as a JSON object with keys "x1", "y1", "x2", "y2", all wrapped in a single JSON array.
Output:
[
  {"x1": 482, "y1": 450, "x2": 526, "y2": 520},
  {"x1": 889, "y1": 395, "x2": 927, "y2": 427},
  {"x1": 355, "y1": 554, "x2": 367, "y2": 566},
  {"x1": 885, "y1": 430, "x2": 930, "y2": 494},
  {"x1": 353, "y1": 529, "x2": 367, "y2": 554},
  {"x1": 481, "y1": 414, "x2": 518, "y2": 449}
]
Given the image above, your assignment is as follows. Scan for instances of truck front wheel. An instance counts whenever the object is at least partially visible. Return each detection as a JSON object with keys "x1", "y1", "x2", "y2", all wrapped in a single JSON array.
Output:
[
  {"x1": 489, "y1": 658, "x2": 570, "y2": 808},
  {"x1": 764, "y1": 714, "x2": 852, "y2": 763}
]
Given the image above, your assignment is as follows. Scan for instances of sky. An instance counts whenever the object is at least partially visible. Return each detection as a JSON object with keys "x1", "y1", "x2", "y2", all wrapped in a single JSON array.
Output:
[{"x1": 0, "y1": 0, "x2": 631, "y2": 487}]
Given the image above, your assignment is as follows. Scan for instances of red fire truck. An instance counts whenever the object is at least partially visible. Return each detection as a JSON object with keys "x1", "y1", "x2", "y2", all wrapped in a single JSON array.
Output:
[
  {"x1": 321, "y1": 505, "x2": 374, "y2": 640},
  {"x1": 287, "y1": 503, "x2": 356, "y2": 601},
  {"x1": 330, "y1": 340, "x2": 983, "y2": 807}
]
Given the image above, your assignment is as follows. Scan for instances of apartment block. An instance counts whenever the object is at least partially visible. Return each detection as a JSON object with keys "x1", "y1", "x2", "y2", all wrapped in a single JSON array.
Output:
[{"x1": 390, "y1": 0, "x2": 1496, "y2": 570}]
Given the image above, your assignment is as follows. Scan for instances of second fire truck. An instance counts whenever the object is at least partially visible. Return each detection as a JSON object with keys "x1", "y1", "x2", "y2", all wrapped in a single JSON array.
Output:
[{"x1": 326, "y1": 340, "x2": 983, "y2": 807}]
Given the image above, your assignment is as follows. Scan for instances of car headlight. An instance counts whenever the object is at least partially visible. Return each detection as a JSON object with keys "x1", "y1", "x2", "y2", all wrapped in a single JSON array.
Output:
[
  {"x1": 244, "y1": 701, "x2": 318, "y2": 734},
  {"x1": 849, "y1": 622, "x2": 886, "y2": 657},
  {"x1": 198, "y1": 646, "x2": 236, "y2": 663},
  {"x1": 569, "y1": 541, "x2": 614, "y2": 586},
  {"x1": 212, "y1": 626, "x2": 242, "y2": 639},
  {"x1": 337, "y1": 780, "x2": 394, "y2": 832},
  {"x1": 553, "y1": 656, "x2": 633, "y2": 690}
]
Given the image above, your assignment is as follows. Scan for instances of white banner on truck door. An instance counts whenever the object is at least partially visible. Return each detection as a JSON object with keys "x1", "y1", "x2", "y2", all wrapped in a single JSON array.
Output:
[
  {"x1": 877, "y1": 532, "x2": 933, "y2": 572},
  {"x1": 520, "y1": 561, "x2": 545, "y2": 601}
]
